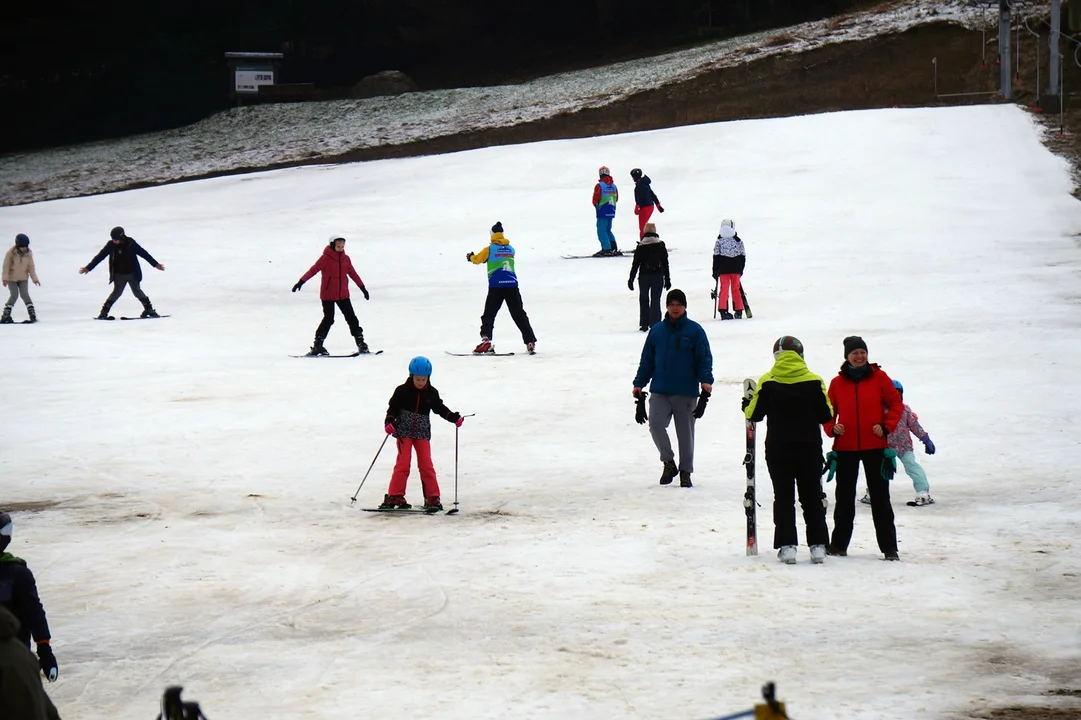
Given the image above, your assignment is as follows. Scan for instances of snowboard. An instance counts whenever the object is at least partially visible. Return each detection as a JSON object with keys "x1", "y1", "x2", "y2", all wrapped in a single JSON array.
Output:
[
  {"x1": 561, "y1": 248, "x2": 676, "y2": 260},
  {"x1": 445, "y1": 351, "x2": 515, "y2": 357},
  {"x1": 291, "y1": 350, "x2": 383, "y2": 358},
  {"x1": 119, "y1": 315, "x2": 171, "y2": 320},
  {"x1": 362, "y1": 507, "x2": 458, "y2": 515},
  {"x1": 742, "y1": 378, "x2": 758, "y2": 556}
]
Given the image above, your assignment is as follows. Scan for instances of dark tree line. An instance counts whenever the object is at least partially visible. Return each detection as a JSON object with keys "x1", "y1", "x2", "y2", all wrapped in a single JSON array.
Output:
[{"x1": 1, "y1": 0, "x2": 873, "y2": 153}]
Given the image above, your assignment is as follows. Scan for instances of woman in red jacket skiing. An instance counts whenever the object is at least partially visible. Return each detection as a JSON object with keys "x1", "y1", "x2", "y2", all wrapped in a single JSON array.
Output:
[
  {"x1": 823, "y1": 336, "x2": 904, "y2": 560},
  {"x1": 292, "y1": 236, "x2": 370, "y2": 356}
]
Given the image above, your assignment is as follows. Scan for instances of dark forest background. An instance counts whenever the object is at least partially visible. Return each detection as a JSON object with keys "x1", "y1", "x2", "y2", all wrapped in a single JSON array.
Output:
[{"x1": 2, "y1": 0, "x2": 877, "y2": 154}]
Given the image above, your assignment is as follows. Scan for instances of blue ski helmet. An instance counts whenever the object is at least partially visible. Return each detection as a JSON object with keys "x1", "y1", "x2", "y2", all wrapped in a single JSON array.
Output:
[
  {"x1": 15, "y1": 234, "x2": 29, "y2": 248},
  {"x1": 892, "y1": 379, "x2": 904, "y2": 393},
  {"x1": 408, "y1": 356, "x2": 432, "y2": 376}
]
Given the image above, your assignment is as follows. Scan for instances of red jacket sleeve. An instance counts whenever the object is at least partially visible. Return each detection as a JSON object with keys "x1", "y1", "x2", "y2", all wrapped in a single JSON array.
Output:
[
  {"x1": 823, "y1": 378, "x2": 839, "y2": 437},
  {"x1": 592, "y1": 183, "x2": 601, "y2": 206},
  {"x1": 299, "y1": 255, "x2": 325, "y2": 284},
  {"x1": 879, "y1": 372, "x2": 904, "y2": 433},
  {"x1": 346, "y1": 257, "x2": 364, "y2": 288}
]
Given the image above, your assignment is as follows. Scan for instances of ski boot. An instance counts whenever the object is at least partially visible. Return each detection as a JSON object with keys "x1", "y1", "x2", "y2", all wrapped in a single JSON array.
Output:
[
  {"x1": 734, "y1": 310, "x2": 743, "y2": 319},
  {"x1": 26, "y1": 305, "x2": 36, "y2": 323},
  {"x1": 909, "y1": 492, "x2": 935, "y2": 506},
  {"x1": 140, "y1": 299, "x2": 160, "y2": 318},
  {"x1": 0, "y1": 307, "x2": 12, "y2": 324},
  {"x1": 679, "y1": 470, "x2": 693, "y2": 488},
  {"x1": 859, "y1": 493, "x2": 872, "y2": 505},
  {"x1": 526, "y1": 342, "x2": 536, "y2": 355},
  {"x1": 610, "y1": 242, "x2": 621, "y2": 256},
  {"x1": 592, "y1": 249, "x2": 609, "y2": 258},
  {"x1": 884, "y1": 551, "x2": 900, "y2": 561},
  {"x1": 423, "y1": 496, "x2": 443, "y2": 512},
  {"x1": 473, "y1": 337, "x2": 493, "y2": 354},
  {"x1": 659, "y1": 460, "x2": 678, "y2": 485},
  {"x1": 810, "y1": 545, "x2": 827, "y2": 564},
  {"x1": 354, "y1": 332, "x2": 370, "y2": 354},
  {"x1": 719, "y1": 310, "x2": 734, "y2": 320},
  {"x1": 379, "y1": 494, "x2": 411, "y2": 510},
  {"x1": 308, "y1": 336, "x2": 330, "y2": 356},
  {"x1": 95, "y1": 304, "x2": 115, "y2": 321},
  {"x1": 778, "y1": 546, "x2": 797, "y2": 564}
]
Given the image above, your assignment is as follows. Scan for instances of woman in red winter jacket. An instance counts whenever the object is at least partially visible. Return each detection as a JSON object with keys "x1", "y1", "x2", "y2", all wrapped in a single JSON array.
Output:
[
  {"x1": 823, "y1": 336, "x2": 904, "y2": 561},
  {"x1": 292, "y1": 236, "x2": 371, "y2": 356}
]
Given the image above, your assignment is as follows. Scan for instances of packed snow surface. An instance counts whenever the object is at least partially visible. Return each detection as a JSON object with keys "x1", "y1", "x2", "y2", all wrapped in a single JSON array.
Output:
[{"x1": 2, "y1": 104, "x2": 1080, "y2": 719}]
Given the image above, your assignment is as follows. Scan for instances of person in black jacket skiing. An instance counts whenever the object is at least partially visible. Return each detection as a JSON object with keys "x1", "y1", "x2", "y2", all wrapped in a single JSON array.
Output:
[
  {"x1": 79, "y1": 226, "x2": 165, "y2": 320},
  {"x1": 743, "y1": 337, "x2": 834, "y2": 565},
  {"x1": 0, "y1": 512, "x2": 58, "y2": 683},
  {"x1": 628, "y1": 222, "x2": 671, "y2": 331},
  {"x1": 630, "y1": 168, "x2": 664, "y2": 239}
]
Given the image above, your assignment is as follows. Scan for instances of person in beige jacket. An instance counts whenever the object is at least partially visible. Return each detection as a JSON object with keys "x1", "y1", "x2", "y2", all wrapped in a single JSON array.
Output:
[{"x1": 2, "y1": 234, "x2": 39, "y2": 324}]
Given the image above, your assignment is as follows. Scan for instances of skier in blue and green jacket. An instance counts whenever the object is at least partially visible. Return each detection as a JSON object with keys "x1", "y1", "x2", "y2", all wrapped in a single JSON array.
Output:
[
  {"x1": 466, "y1": 222, "x2": 537, "y2": 354},
  {"x1": 592, "y1": 166, "x2": 620, "y2": 256}
]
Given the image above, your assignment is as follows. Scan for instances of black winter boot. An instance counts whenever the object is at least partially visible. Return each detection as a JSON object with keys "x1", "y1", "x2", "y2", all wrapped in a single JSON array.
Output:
[
  {"x1": 679, "y1": 471, "x2": 693, "y2": 488},
  {"x1": 140, "y1": 299, "x2": 160, "y2": 318},
  {"x1": 720, "y1": 310, "x2": 734, "y2": 320},
  {"x1": 308, "y1": 336, "x2": 329, "y2": 356},
  {"x1": 659, "y1": 460, "x2": 678, "y2": 485},
  {"x1": 354, "y1": 331, "x2": 370, "y2": 354},
  {"x1": 96, "y1": 304, "x2": 114, "y2": 320},
  {"x1": 734, "y1": 310, "x2": 743, "y2": 319},
  {"x1": 379, "y1": 494, "x2": 411, "y2": 510},
  {"x1": 0, "y1": 307, "x2": 12, "y2": 324},
  {"x1": 26, "y1": 305, "x2": 36, "y2": 323}
]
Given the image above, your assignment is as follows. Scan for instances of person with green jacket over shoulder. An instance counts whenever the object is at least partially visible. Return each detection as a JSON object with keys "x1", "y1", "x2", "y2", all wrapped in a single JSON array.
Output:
[
  {"x1": 0, "y1": 605, "x2": 61, "y2": 719},
  {"x1": 743, "y1": 337, "x2": 834, "y2": 565}
]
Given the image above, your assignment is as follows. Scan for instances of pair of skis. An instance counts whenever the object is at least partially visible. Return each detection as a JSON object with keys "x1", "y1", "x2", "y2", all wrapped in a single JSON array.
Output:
[{"x1": 712, "y1": 278, "x2": 753, "y2": 319}]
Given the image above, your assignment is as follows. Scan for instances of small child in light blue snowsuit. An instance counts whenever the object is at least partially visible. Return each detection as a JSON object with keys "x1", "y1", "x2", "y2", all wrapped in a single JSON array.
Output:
[{"x1": 862, "y1": 379, "x2": 936, "y2": 506}]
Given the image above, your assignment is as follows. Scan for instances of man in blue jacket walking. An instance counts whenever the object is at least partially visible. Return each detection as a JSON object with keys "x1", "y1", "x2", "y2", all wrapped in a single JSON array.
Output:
[{"x1": 632, "y1": 289, "x2": 714, "y2": 487}]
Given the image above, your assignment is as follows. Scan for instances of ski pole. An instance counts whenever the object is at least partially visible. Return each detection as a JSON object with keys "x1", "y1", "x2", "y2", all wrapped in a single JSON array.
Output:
[
  {"x1": 350, "y1": 434, "x2": 391, "y2": 504},
  {"x1": 448, "y1": 413, "x2": 475, "y2": 515},
  {"x1": 712, "y1": 277, "x2": 719, "y2": 319}
]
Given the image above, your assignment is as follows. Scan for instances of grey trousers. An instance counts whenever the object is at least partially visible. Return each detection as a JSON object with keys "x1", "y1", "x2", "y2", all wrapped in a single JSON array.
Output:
[
  {"x1": 104, "y1": 274, "x2": 149, "y2": 308},
  {"x1": 4, "y1": 281, "x2": 32, "y2": 309},
  {"x1": 648, "y1": 393, "x2": 697, "y2": 473}
]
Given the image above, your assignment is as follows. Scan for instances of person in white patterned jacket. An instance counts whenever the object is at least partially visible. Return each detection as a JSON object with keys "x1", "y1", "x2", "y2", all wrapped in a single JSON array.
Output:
[{"x1": 861, "y1": 379, "x2": 936, "y2": 507}]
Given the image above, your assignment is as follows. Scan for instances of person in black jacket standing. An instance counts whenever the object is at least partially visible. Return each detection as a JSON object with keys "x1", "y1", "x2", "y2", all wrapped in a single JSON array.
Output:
[
  {"x1": 743, "y1": 337, "x2": 834, "y2": 565},
  {"x1": 0, "y1": 512, "x2": 58, "y2": 683},
  {"x1": 630, "y1": 168, "x2": 664, "y2": 239},
  {"x1": 628, "y1": 222, "x2": 671, "y2": 331},
  {"x1": 79, "y1": 226, "x2": 165, "y2": 320}
]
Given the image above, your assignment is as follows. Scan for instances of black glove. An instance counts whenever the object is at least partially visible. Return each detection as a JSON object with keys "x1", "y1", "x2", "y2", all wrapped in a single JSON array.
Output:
[
  {"x1": 466, "y1": 252, "x2": 474, "y2": 261},
  {"x1": 740, "y1": 395, "x2": 751, "y2": 411},
  {"x1": 656, "y1": 203, "x2": 665, "y2": 213},
  {"x1": 360, "y1": 286, "x2": 370, "y2": 300},
  {"x1": 292, "y1": 281, "x2": 304, "y2": 293},
  {"x1": 37, "y1": 644, "x2": 57, "y2": 682},
  {"x1": 692, "y1": 390, "x2": 711, "y2": 419},
  {"x1": 709, "y1": 286, "x2": 717, "y2": 300},
  {"x1": 634, "y1": 391, "x2": 648, "y2": 425},
  {"x1": 627, "y1": 279, "x2": 634, "y2": 291},
  {"x1": 664, "y1": 280, "x2": 671, "y2": 290}
]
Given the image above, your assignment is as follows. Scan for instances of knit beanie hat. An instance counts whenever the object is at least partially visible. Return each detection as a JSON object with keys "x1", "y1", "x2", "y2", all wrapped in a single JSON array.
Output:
[
  {"x1": 491, "y1": 222, "x2": 503, "y2": 235},
  {"x1": 14, "y1": 234, "x2": 29, "y2": 248},
  {"x1": 110, "y1": 226, "x2": 126, "y2": 240},
  {"x1": 843, "y1": 336, "x2": 868, "y2": 357},
  {"x1": 666, "y1": 288, "x2": 687, "y2": 307}
]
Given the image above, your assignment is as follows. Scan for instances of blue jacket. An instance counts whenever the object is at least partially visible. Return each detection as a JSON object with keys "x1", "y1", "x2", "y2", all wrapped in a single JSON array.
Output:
[
  {"x1": 633, "y1": 313, "x2": 713, "y2": 397},
  {"x1": 0, "y1": 553, "x2": 51, "y2": 648},
  {"x1": 85, "y1": 237, "x2": 159, "y2": 282}
]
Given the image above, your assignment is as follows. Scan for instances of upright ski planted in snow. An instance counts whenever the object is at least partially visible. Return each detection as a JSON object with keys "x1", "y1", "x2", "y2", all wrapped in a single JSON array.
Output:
[{"x1": 743, "y1": 378, "x2": 758, "y2": 556}]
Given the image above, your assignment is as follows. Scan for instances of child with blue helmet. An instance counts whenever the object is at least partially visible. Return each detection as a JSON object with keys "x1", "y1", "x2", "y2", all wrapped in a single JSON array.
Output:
[{"x1": 380, "y1": 357, "x2": 464, "y2": 511}]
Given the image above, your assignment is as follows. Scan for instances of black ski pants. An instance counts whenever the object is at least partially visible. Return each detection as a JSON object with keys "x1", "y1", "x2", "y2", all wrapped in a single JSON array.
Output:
[
  {"x1": 103, "y1": 274, "x2": 150, "y2": 310},
  {"x1": 316, "y1": 299, "x2": 361, "y2": 340},
  {"x1": 480, "y1": 286, "x2": 536, "y2": 343},
  {"x1": 766, "y1": 442, "x2": 829, "y2": 549},
  {"x1": 637, "y1": 272, "x2": 664, "y2": 328},
  {"x1": 830, "y1": 448, "x2": 897, "y2": 554}
]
